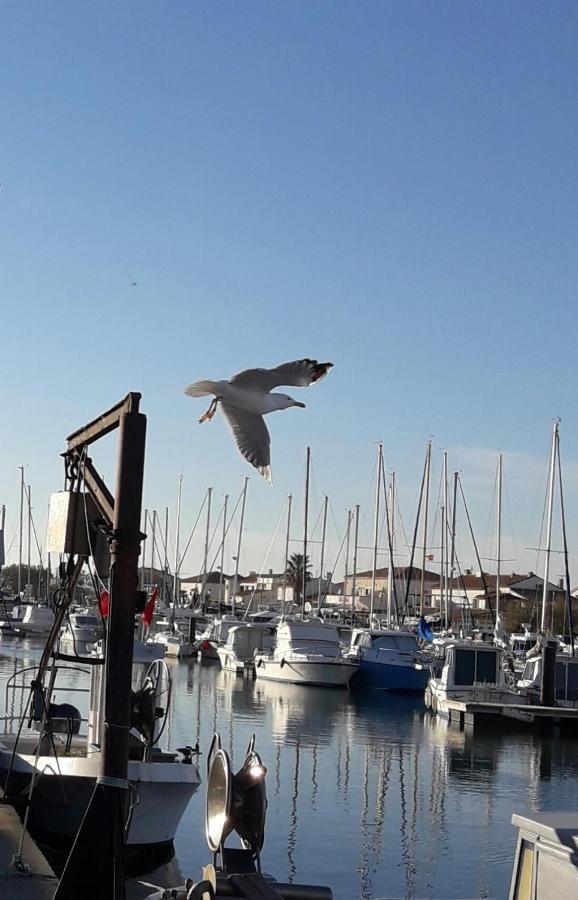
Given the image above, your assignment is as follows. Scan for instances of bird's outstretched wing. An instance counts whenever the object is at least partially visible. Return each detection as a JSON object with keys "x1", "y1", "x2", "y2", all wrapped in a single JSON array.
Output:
[
  {"x1": 220, "y1": 403, "x2": 272, "y2": 483},
  {"x1": 229, "y1": 358, "x2": 333, "y2": 391}
]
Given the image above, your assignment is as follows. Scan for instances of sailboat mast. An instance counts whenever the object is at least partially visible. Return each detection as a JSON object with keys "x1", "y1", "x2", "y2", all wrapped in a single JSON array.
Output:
[
  {"x1": 219, "y1": 494, "x2": 228, "y2": 612},
  {"x1": 18, "y1": 465, "x2": 24, "y2": 595},
  {"x1": 202, "y1": 487, "x2": 213, "y2": 611},
  {"x1": 141, "y1": 508, "x2": 148, "y2": 589},
  {"x1": 448, "y1": 472, "x2": 458, "y2": 614},
  {"x1": 27, "y1": 483, "x2": 32, "y2": 593},
  {"x1": 317, "y1": 495, "x2": 328, "y2": 612},
  {"x1": 443, "y1": 451, "x2": 449, "y2": 626},
  {"x1": 232, "y1": 477, "x2": 249, "y2": 616},
  {"x1": 173, "y1": 476, "x2": 183, "y2": 608},
  {"x1": 541, "y1": 420, "x2": 559, "y2": 633},
  {"x1": 282, "y1": 494, "x2": 292, "y2": 616},
  {"x1": 163, "y1": 506, "x2": 169, "y2": 605},
  {"x1": 352, "y1": 504, "x2": 360, "y2": 621},
  {"x1": 387, "y1": 472, "x2": 396, "y2": 628},
  {"x1": 343, "y1": 509, "x2": 351, "y2": 620},
  {"x1": 496, "y1": 453, "x2": 503, "y2": 626},
  {"x1": 150, "y1": 510, "x2": 156, "y2": 589},
  {"x1": 302, "y1": 446, "x2": 310, "y2": 617},
  {"x1": 420, "y1": 440, "x2": 432, "y2": 615},
  {"x1": 370, "y1": 443, "x2": 383, "y2": 623}
]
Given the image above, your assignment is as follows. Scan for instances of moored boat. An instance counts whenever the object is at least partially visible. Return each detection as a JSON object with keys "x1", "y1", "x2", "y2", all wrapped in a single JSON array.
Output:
[{"x1": 254, "y1": 619, "x2": 357, "y2": 687}]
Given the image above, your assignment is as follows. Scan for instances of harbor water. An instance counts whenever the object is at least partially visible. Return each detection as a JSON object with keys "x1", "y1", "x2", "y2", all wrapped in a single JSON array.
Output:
[{"x1": 2, "y1": 638, "x2": 578, "y2": 899}]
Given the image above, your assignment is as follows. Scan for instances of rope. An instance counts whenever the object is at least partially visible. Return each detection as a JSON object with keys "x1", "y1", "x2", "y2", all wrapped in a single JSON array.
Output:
[{"x1": 244, "y1": 499, "x2": 288, "y2": 617}]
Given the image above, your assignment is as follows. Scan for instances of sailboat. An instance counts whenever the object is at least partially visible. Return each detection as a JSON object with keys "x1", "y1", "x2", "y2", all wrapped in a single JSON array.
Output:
[{"x1": 347, "y1": 444, "x2": 432, "y2": 692}]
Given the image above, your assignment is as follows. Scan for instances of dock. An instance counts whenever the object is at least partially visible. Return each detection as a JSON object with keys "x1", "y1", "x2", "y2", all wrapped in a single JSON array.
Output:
[
  {"x1": 445, "y1": 699, "x2": 578, "y2": 733},
  {"x1": 0, "y1": 790, "x2": 57, "y2": 899}
]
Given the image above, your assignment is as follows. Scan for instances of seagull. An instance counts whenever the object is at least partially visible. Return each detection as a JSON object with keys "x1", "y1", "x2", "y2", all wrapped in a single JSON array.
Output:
[{"x1": 185, "y1": 358, "x2": 333, "y2": 482}]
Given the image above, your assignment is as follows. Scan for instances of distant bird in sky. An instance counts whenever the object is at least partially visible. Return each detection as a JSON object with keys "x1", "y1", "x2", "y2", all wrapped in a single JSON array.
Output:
[
  {"x1": 185, "y1": 359, "x2": 333, "y2": 482},
  {"x1": 130, "y1": 281, "x2": 138, "y2": 287}
]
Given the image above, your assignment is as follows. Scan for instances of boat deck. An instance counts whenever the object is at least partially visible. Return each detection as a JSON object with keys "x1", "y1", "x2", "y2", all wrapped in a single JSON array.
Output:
[{"x1": 445, "y1": 699, "x2": 578, "y2": 732}]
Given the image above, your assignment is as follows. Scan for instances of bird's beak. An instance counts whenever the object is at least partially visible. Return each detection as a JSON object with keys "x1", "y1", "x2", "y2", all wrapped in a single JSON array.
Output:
[{"x1": 293, "y1": 401, "x2": 306, "y2": 409}]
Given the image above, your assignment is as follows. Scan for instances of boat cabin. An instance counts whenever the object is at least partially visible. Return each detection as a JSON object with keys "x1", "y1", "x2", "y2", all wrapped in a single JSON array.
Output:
[
  {"x1": 439, "y1": 643, "x2": 505, "y2": 691},
  {"x1": 517, "y1": 654, "x2": 578, "y2": 705}
]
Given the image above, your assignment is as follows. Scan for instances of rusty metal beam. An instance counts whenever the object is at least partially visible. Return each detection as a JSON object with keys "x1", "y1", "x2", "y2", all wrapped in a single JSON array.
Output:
[
  {"x1": 82, "y1": 458, "x2": 115, "y2": 525},
  {"x1": 66, "y1": 393, "x2": 141, "y2": 452}
]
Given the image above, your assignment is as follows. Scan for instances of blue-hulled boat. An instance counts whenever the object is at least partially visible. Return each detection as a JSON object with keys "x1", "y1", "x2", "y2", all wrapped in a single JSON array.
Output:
[{"x1": 346, "y1": 628, "x2": 430, "y2": 692}]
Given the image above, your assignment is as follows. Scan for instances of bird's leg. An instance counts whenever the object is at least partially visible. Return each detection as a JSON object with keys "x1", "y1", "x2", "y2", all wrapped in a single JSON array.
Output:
[{"x1": 198, "y1": 397, "x2": 220, "y2": 423}]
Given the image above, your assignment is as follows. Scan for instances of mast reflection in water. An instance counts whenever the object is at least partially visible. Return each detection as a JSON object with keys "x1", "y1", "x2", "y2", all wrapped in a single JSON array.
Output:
[{"x1": 3, "y1": 644, "x2": 578, "y2": 899}]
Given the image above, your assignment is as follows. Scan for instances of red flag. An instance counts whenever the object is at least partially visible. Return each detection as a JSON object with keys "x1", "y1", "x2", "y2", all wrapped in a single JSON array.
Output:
[
  {"x1": 99, "y1": 590, "x2": 110, "y2": 618},
  {"x1": 142, "y1": 586, "x2": 158, "y2": 628}
]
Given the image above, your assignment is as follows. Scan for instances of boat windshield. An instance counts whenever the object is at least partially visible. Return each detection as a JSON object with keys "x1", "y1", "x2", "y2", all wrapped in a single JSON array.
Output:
[
  {"x1": 373, "y1": 634, "x2": 418, "y2": 652},
  {"x1": 73, "y1": 616, "x2": 99, "y2": 627}
]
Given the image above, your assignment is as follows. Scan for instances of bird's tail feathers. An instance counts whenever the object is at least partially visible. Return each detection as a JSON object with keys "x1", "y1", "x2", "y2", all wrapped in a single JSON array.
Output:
[{"x1": 184, "y1": 380, "x2": 218, "y2": 398}]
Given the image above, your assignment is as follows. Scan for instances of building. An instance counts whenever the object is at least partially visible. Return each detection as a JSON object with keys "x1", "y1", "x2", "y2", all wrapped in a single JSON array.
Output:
[{"x1": 342, "y1": 566, "x2": 439, "y2": 613}]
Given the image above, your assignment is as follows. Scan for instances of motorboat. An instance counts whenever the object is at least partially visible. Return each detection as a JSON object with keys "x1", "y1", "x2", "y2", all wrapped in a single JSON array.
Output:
[
  {"x1": 58, "y1": 610, "x2": 103, "y2": 655},
  {"x1": 425, "y1": 641, "x2": 524, "y2": 718},
  {"x1": 346, "y1": 628, "x2": 432, "y2": 692},
  {"x1": 216, "y1": 623, "x2": 276, "y2": 673},
  {"x1": 0, "y1": 644, "x2": 201, "y2": 873},
  {"x1": 194, "y1": 614, "x2": 239, "y2": 660},
  {"x1": 516, "y1": 652, "x2": 578, "y2": 707},
  {"x1": 1, "y1": 602, "x2": 55, "y2": 636},
  {"x1": 254, "y1": 619, "x2": 357, "y2": 687},
  {"x1": 150, "y1": 618, "x2": 193, "y2": 658}
]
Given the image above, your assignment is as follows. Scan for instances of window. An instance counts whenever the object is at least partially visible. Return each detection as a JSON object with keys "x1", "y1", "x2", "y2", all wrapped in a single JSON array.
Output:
[{"x1": 476, "y1": 651, "x2": 497, "y2": 684}]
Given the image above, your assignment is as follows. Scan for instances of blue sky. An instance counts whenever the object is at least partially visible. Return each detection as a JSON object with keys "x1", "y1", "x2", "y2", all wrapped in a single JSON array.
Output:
[{"x1": 1, "y1": 2, "x2": 577, "y2": 581}]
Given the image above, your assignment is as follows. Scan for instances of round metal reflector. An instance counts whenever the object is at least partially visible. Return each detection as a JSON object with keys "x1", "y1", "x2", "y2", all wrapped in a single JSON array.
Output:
[{"x1": 205, "y1": 748, "x2": 232, "y2": 852}]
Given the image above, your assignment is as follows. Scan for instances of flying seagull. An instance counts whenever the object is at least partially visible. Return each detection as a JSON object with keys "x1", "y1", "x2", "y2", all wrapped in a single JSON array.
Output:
[{"x1": 185, "y1": 358, "x2": 333, "y2": 482}]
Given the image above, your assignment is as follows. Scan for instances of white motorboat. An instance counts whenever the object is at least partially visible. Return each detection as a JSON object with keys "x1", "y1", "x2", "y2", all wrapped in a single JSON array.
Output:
[
  {"x1": 217, "y1": 623, "x2": 276, "y2": 673},
  {"x1": 3, "y1": 602, "x2": 55, "y2": 636},
  {"x1": 254, "y1": 619, "x2": 357, "y2": 687},
  {"x1": 195, "y1": 614, "x2": 239, "y2": 660},
  {"x1": 150, "y1": 619, "x2": 193, "y2": 658},
  {"x1": 516, "y1": 652, "x2": 578, "y2": 707},
  {"x1": 0, "y1": 648, "x2": 201, "y2": 872},
  {"x1": 425, "y1": 641, "x2": 524, "y2": 718},
  {"x1": 58, "y1": 610, "x2": 103, "y2": 655}
]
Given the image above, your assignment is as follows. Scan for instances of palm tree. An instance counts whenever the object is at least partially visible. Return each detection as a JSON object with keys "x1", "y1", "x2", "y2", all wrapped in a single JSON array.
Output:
[{"x1": 286, "y1": 553, "x2": 312, "y2": 608}]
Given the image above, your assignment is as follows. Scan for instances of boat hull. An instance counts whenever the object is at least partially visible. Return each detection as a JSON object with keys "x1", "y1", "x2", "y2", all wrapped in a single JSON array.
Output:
[
  {"x1": 350, "y1": 658, "x2": 429, "y2": 693},
  {"x1": 255, "y1": 659, "x2": 356, "y2": 687},
  {"x1": 0, "y1": 750, "x2": 200, "y2": 874}
]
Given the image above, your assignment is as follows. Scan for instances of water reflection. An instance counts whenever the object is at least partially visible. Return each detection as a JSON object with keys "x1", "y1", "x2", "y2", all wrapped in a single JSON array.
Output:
[{"x1": 3, "y1": 642, "x2": 578, "y2": 899}]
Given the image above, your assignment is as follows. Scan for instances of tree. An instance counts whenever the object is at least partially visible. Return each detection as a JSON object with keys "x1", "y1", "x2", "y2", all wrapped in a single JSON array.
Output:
[{"x1": 286, "y1": 553, "x2": 312, "y2": 608}]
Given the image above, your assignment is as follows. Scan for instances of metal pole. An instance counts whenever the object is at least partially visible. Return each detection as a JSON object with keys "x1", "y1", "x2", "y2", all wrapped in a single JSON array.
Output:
[
  {"x1": 220, "y1": 494, "x2": 228, "y2": 612},
  {"x1": 18, "y1": 465, "x2": 24, "y2": 595},
  {"x1": 173, "y1": 476, "x2": 183, "y2": 608},
  {"x1": 541, "y1": 421, "x2": 559, "y2": 633},
  {"x1": 443, "y1": 451, "x2": 449, "y2": 627},
  {"x1": 232, "y1": 477, "x2": 249, "y2": 616},
  {"x1": 370, "y1": 443, "x2": 382, "y2": 623},
  {"x1": 420, "y1": 440, "x2": 432, "y2": 616},
  {"x1": 55, "y1": 400, "x2": 147, "y2": 899},
  {"x1": 317, "y1": 495, "x2": 328, "y2": 613},
  {"x1": 302, "y1": 447, "x2": 310, "y2": 616},
  {"x1": 351, "y1": 504, "x2": 360, "y2": 621},
  {"x1": 282, "y1": 494, "x2": 292, "y2": 617},
  {"x1": 496, "y1": 453, "x2": 503, "y2": 627}
]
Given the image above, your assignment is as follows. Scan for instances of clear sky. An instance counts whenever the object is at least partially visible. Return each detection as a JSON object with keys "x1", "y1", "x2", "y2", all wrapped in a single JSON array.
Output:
[{"x1": 1, "y1": 2, "x2": 577, "y2": 582}]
